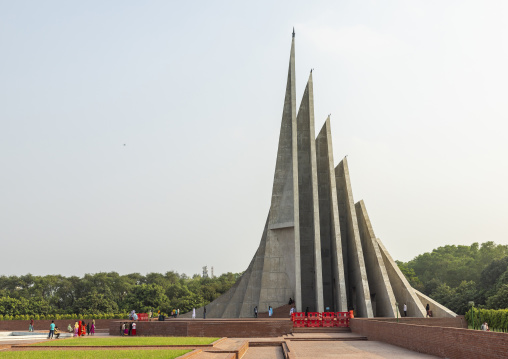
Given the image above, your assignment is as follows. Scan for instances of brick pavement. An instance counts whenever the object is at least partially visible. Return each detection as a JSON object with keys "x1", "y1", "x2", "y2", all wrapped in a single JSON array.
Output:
[{"x1": 189, "y1": 333, "x2": 439, "y2": 359}]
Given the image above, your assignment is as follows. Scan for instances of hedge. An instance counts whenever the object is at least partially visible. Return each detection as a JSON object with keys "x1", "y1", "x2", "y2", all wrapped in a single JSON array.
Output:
[
  {"x1": 465, "y1": 308, "x2": 508, "y2": 332},
  {"x1": 0, "y1": 313, "x2": 129, "y2": 321}
]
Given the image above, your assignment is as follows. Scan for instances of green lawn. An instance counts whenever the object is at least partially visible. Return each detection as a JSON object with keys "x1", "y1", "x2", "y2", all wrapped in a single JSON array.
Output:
[
  {"x1": 31, "y1": 337, "x2": 219, "y2": 346},
  {"x1": 0, "y1": 350, "x2": 190, "y2": 359}
]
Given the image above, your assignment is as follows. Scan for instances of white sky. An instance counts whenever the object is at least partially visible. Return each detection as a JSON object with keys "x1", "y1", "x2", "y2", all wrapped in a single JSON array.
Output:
[{"x1": 1, "y1": 0, "x2": 507, "y2": 277}]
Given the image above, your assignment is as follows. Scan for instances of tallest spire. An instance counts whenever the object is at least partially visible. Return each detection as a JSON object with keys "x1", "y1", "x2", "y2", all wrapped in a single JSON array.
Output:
[{"x1": 292, "y1": 27, "x2": 295, "y2": 37}]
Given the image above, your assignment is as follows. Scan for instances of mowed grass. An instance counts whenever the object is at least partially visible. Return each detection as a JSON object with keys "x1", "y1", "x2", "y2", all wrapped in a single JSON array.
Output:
[
  {"x1": 0, "y1": 349, "x2": 190, "y2": 359},
  {"x1": 31, "y1": 336, "x2": 219, "y2": 346}
]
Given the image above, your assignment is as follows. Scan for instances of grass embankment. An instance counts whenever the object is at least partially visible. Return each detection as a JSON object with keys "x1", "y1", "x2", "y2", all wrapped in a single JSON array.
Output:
[
  {"x1": 31, "y1": 337, "x2": 219, "y2": 346},
  {"x1": 0, "y1": 350, "x2": 191, "y2": 359}
]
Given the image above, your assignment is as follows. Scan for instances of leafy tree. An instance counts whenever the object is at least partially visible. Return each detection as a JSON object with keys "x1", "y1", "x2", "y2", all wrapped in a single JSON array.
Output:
[
  {"x1": 73, "y1": 291, "x2": 119, "y2": 314},
  {"x1": 486, "y1": 284, "x2": 508, "y2": 309},
  {"x1": 396, "y1": 261, "x2": 424, "y2": 291},
  {"x1": 122, "y1": 284, "x2": 170, "y2": 313}
]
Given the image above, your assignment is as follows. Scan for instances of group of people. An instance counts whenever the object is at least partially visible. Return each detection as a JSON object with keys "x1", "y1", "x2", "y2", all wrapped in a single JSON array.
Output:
[
  {"x1": 170, "y1": 308, "x2": 180, "y2": 318},
  {"x1": 29, "y1": 318, "x2": 95, "y2": 338},
  {"x1": 120, "y1": 322, "x2": 137, "y2": 335},
  {"x1": 252, "y1": 305, "x2": 275, "y2": 318},
  {"x1": 69, "y1": 320, "x2": 95, "y2": 337},
  {"x1": 152, "y1": 308, "x2": 182, "y2": 321},
  {"x1": 481, "y1": 322, "x2": 490, "y2": 331},
  {"x1": 190, "y1": 306, "x2": 207, "y2": 319}
]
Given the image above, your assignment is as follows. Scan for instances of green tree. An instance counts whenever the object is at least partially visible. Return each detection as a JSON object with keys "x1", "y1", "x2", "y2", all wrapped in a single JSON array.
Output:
[
  {"x1": 122, "y1": 283, "x2": 170, "y2": 313},
  {"x1": 396, "y1": 261, "x2": 424, "y2": 291},
  {"x1": 486, "y1": 284, "x2": 508, "y2": 309},
  {"x1": 73, "y1": 291, "x2": 119, "y2": 314}
]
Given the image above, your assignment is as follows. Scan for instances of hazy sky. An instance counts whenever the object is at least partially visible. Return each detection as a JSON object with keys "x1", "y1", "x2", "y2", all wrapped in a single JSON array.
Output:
[{"x1": 1, "y1": 1, "x2": 507, "y2": 277}]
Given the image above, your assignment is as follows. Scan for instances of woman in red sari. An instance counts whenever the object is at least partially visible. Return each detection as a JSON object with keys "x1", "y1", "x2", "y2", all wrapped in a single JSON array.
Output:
[
  {"x1": 78, "y1": 321, "x2": 82, "y2": 337},
  {"x1": 81, "y1": 322, "x2": 86, "y2": 336}
]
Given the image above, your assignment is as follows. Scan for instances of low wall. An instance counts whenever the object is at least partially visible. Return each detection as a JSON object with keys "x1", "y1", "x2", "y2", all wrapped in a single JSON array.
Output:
[
  {"x1": 350, "y1": 318, "x2": 508, "y2": 359},
  {"x1": 110, "y1": 318, "x2": 293, "y2": 338},
  {"x1": 0, "y1": 319, "x2": 115, "y2": 332},
  {"x1": 370, "y1": 316, "x2": 467, "y2": 328}
]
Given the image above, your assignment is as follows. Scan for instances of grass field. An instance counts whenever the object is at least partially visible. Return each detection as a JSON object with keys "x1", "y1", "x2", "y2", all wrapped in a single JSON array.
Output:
[
  {"x1": 0, "y1": 349, "x2": 191, "y2": 358},
  {"x1": 31, "y1": 337, "x2": 219, "y2": 346}
]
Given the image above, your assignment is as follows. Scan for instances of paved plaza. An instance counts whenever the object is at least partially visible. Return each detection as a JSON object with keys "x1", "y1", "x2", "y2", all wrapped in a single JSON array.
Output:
[{"x1": 1, "y1": 330, "x2": 439, "y2": 358}]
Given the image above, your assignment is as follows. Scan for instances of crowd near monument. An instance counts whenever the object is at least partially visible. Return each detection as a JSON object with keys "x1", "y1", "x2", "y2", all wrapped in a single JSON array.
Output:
[{"x1": 187, "y1": 31, "x2": 457, "y2": 319}]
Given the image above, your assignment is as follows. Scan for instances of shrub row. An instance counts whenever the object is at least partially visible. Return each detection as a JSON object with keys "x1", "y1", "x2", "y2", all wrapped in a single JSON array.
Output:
[
  {"x1": 465, "y1": 308, "x2": 508, "y2": 332},
  {"x1": 0, "y1": 313, "x2": 129, "y2": 321}
]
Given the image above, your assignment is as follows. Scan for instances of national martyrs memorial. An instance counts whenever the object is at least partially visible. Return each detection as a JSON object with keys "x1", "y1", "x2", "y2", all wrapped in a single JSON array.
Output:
[{"x1": 186, "y1": 31, "x2": 457, "y2": 319}]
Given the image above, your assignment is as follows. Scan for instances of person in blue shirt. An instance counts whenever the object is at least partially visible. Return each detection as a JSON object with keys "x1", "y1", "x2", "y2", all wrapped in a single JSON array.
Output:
[{"x1": 48, "y1": 321, "x2": 55, "y2": 339}]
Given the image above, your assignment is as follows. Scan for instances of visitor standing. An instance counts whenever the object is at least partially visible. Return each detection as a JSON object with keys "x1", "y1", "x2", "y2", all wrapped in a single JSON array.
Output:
[
  {"x1": 74, "y1": 322, "x2": 79, "y2": 337},
  {"x1": 403, "y1": 303, "x2": 407, "y2": 317},
  {"x1": 48, "y1": 321, "x2": 55, "y2": 339},
  {"x1": 132, "y1": 322, "x2": 137, "y2": 335},
  {"x1": 426, "y1": 303, "x2": 430, "y2": 317},
  {"x1": 269, "y1": 306, "x2": 273, "y2": 317},
  {"x1": 192, "y1": 308, "x2": 196, "y2": 319},
  {"x1": 289, "y1": 307, "x2": 295, "y2": 316},
  {"x1": 91, "y1": 322, "x2": 95, "y2": 335},
  {"x1": 254, "y1": 306, "x2": 258, "y2": 318},
  {"x1": 86, "y1": 322, "x2": 90, "y2": 335},
  {"x1": 203, "y1": 306, "x2": 207, "y2": 319},
  {"x1": 29, "y1": 318, "x2": 34, "y2": 332}
]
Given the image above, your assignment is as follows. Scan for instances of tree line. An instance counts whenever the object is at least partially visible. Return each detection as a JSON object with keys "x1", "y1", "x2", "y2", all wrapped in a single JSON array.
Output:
[
  {"x1": 1, "y1": 241, "x2": 507, "y2": 319},
  {"x1": 397, "y1": 241, "x2": 508, "y2": 315},
  {"x1": 0, "y1": 271, "x2": 241, "y2": 317}
]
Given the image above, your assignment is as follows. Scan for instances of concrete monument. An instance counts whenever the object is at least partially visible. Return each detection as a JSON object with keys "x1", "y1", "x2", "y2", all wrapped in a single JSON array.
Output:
[{"x1": 188, "y1": 31, "x2": 456, "y2": 318}]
